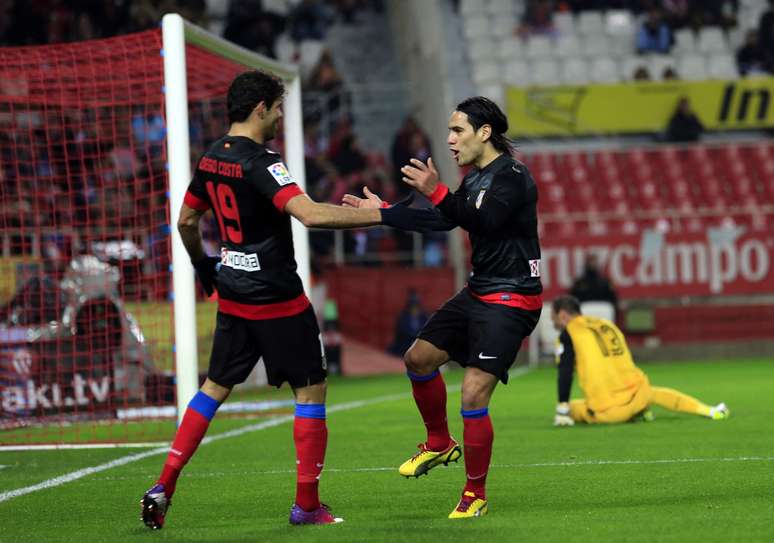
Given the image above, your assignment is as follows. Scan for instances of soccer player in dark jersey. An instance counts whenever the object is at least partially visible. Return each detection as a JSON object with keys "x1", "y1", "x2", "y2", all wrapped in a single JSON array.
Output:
[
  {"x1": 343, "y1": 97, "x2": 543, "y2": 519},
  {"x1": 140, "y1": 70, "x2": 385, "y2": 529}
]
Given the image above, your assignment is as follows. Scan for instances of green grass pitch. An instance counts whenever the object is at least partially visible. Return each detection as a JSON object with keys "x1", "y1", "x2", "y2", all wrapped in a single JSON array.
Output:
[{"x1": 1, "y1": 358, "x2": 773, "y2": 542}]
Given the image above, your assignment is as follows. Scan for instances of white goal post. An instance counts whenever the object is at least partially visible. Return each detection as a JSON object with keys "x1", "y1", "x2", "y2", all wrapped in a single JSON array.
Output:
[{"x1": 161, "y1": 14, "x2": 309, "y2": 424}]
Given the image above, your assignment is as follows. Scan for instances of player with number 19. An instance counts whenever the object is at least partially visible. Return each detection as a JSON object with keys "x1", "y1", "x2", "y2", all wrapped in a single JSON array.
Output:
[{"x1": 140, "y1": 70, "x2": 384, "y2": 529}]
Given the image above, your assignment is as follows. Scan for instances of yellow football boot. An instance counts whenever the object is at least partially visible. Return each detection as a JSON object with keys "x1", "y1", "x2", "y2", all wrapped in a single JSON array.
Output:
[
  {"x1": 448, "y1": 491, "x2": 488, "y2": 519},
  {"x1": 398, "y1": 439, "x2": 462, "y2": 478}
]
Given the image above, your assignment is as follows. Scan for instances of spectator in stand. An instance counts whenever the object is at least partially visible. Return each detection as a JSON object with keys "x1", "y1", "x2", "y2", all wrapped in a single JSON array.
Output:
[
  {"x1": 223, "y1": 0, "x2": 285, "y2": 58},
  {"x1": 666, "y1": 97, "x2": 704, "y2": 143},
  {"x1": 391, "y1": 116, "x2": 432, "y2": 199},
  {"x1": 661, "y1": 0, "x2": 690, "y2": 29},
  {"x1": 306, "y1": 50, "x2": 347, "y2": 118},
  {"x1": 760, "y1": 0, "x2": 774, "y2": 62},
  {"x1": 518, "y1": 0, "x2": 555, "y2": 37},
  {"x1": 569, "y1": 255, "x2": 618, "y2": 318},
  {"x1": 388, "y1": 289, "x2": 429, "y2": 357},
  {"x1": 331, "y1": 133, "x2": 367, "y2": 176},
  {"x1": 737, "y1": 29, "x2": 772, "y2": 75},
  {"x1": 662, "y1": 66, "x2": 679, "y2": 80},
  {"x1": 289, "y1": 0, "x2": 334, "y2": 41},
  {"x1": 632, "y1": 66, "x2": 651, "y2": 81},
  {"x1": 637, "y1": 9, "x2": 672, "y2": 54}
]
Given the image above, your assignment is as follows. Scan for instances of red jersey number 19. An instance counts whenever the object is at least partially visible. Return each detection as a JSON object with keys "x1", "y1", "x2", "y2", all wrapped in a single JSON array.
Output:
[{"x1": 206, "y1": 181, "x2": 243, "y2": 243}]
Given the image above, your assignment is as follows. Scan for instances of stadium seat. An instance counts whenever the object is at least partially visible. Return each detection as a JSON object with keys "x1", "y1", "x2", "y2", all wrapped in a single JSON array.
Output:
[
  {"x1": 590, "y1": 58, "x2": 620, "y2": 83},
  {"x1": 464, "y1": 15, "x2": 490, "y2": 40},
  {"x1": 605, "y1": 10, "x2": 635, "y2": 36},
  {"x1": 274, "y1": 33, "x2": 296, "y2": 64},
  {"x1": 555, "y1": 34, "x2": 582, "y2": 58},
  {"x1": 503, "y1": 59, "x2": 530, "y2": 86},
  {"x1": 673, "y1": 29, "x2": 697, "y2": 55},
  {"x1": 469, "y1": 38, "x2": 496, "y2": 62},
  {"x1": 498, "y1": 37, "x2": 524, "y2": 60},
  {"x1": 708, "y1": 54, "x2": 739, "y2": 79},
  {"x1": 460, "y1": 0, "x2": 482, "y2": 16},
  {"x1": 608, "y1": 33, "x2": 635, "y2": 57},
  {"x1": 526, "y1": 35, "x2": 553, "y2": 59},
  {"x1": 581, "y1": 301, "x2": 616, "y2": 321},
  {"x1": 553, "y1": 12, "x2": 575, "y2": 36},
  {"x1": 488, "y1": 0, "x2": 515, "y2": 15},
  {"x1": 478, "y1": 82, "x2": 505, "y2": 106},
  {"x1": 649, "y1": 55, "x2": 678, "y2": 80},
  {"x1": 530, "y1": 59, "x2": 560, "y2": 85},
  {"x1": 582, "y1": 34, "x2": 610, "y2": 58},
  {"x1": 491, "y1": 15, "x2": 516, "y2": 37},
  {"x1": 577, "y1": 11, "x2": 604, "y2": 35},
  {"x1": 561, "y1": 57, "x2": 590, "y2": 85},
  {"x1": 697, "y1": 27, "x2": 728, "y2": 54},
  {"x1": 677, "y1": 54, "x2": 707, "y2": 80},
  {"x1": 472, "y1": 61, "x2": 499, "y2": 84},
  {"x1": 621, "y1": 56, "x2": 650, "y2": 80}
]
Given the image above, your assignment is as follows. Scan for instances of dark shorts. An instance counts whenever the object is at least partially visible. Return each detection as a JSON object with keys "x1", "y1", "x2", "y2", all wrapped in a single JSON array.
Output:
[
  {"x1": 207, "y1": 306, "x2": 326, "y2": 388},
  {"x1": 417, "y1": 288, "x2": 541, "y2": 384}
]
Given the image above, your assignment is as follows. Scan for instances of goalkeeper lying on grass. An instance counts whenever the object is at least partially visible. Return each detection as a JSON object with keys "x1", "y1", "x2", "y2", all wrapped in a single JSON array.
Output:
[{"x1": 550, "y1": 295, "x2": 729, "y2": 426}]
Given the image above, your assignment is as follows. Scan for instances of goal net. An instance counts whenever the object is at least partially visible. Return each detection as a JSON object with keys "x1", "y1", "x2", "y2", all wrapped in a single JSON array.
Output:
[{"x1": 0, "y1": 15, "x2": 306, "y2": 446}]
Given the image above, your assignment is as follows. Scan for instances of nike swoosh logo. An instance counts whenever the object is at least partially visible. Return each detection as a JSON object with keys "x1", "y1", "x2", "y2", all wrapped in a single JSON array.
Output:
[
  {"x1": 478, "y1": 353, "x2": 497, "y2": 360},
  {"x1": 316, "y1": 463, "x2": 324, "y2": 468}
]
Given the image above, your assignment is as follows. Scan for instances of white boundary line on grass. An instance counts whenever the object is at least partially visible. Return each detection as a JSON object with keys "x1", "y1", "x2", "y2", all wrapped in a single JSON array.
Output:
[
  {"x1": 0, "y1": 442, "x2": 170, "y2": 452},
  {"x1": 0, "y1": 390, "x2": 411, "y2": 504},
  {"x1": 0, "y1": 366, "x2": 535, "y2": 504}
]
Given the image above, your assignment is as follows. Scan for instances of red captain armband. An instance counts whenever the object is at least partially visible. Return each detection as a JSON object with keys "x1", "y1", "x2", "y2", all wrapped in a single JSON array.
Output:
[
  {"x1": 429, "y1": 183, "x2": 449, "y2": 206},
  {"x1": 272, "y1": 184, "x2": 305, "y2": 211},
  {"x1": 184, "y1": 191, "x2": 210, "y2": 211}
]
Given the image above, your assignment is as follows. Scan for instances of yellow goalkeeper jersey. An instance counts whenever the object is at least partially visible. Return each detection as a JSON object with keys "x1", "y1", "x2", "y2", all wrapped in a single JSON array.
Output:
[{"x1": 566, "y1": 315, "x2": 646, "y2": 413}]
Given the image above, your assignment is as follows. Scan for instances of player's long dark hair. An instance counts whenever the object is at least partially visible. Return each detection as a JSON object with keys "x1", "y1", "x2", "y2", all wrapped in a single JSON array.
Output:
[
  {"x1": 227, "y1": 70, "x2": 285, "y2": 123},
  {"x1": 456, "y1": 96, "x2": 515, "y2": 155}
]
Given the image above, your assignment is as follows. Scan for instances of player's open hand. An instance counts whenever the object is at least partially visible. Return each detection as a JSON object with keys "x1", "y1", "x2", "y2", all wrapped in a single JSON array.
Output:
[
  {"x1": 401, "y1": 157, "x2": 439, "y2": 197},
  {"x1": 342, "y1": 186, "x2": 383, "y2": 209}
]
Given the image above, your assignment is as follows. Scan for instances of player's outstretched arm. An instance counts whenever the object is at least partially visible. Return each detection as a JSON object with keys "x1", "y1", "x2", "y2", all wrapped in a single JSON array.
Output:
[
  {"x1": 343, "y1": 186, "x2": 455, "y2": 232},
  {"x1": 285, "y1": 193, "x2": 382, "y2": 229}
]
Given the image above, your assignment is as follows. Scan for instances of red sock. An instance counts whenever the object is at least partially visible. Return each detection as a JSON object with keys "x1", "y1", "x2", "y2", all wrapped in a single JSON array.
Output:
[
  {"x1": 462, "y1": 411, "x2": 493, "y2": 500},
  {"x1": 409, "y1": 370, "x2": 451, "y2": 451},
  {"x1": 294, "y1": 407, "x2": 328, "y2": 512},
  {"x1": 157, "y1": 391, "x2": 219, "y2": 496}
]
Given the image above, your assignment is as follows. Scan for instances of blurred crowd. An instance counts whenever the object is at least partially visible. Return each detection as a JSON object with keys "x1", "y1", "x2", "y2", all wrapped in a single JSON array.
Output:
[{"x1": 519, "y1": 0, "x2": 774, "y2": 76}]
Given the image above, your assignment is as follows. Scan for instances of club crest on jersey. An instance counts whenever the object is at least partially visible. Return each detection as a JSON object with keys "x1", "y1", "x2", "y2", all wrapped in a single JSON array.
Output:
[
  {"x1": 475, "y1": 189, "x2": 486, "y2": 209},
  {"x1": 267, "y1": 162, "x2": 294, "y2": 186}
]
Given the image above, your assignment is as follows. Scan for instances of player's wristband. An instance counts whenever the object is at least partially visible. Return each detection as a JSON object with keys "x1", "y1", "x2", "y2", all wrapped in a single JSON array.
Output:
[{"x1": 428, "y1": 183, "x2": 449, "y2": 206}]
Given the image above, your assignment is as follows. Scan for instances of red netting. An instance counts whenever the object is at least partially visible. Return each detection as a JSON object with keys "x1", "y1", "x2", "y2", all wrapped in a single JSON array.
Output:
[{"x1": 0, "y1": 29, "x2": 264, "y2": 445}]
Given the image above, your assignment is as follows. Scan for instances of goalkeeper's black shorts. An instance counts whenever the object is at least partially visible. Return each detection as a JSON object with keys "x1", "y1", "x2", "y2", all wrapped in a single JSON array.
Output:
[{"x1": 417, "y1": 288, "x2": 540, "y2": 384}]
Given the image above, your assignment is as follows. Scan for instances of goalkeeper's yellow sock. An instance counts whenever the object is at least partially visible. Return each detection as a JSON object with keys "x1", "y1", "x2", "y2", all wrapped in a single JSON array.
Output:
[{"x1": 649, "y1": 386, "x2": 712, "y2": 417}]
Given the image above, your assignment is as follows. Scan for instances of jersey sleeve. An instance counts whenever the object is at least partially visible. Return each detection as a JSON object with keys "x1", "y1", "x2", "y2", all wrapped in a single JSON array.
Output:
[
  {"x1": 434, "y1": 165, "x2": 529, "y2": 236},
  {"x1": 556, "y1": 330, "x2": 575, "y2": 403},
  {"x1": 246, "y1": 155, "x2": 305, "y2": 212},
  {"x1": 183, "y1": 167, "x2": 211, "y2": 211}
]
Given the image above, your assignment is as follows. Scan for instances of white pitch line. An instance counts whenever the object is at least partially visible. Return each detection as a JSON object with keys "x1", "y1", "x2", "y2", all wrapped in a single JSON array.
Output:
[
  {"x1": 0, "y1": 442, "x2": 170, "y2": 452},
  {"x1": 0, "y1": 389, "x2": 415, "y2": 504},
  {"x1": 88, "y1": 455, "x2": 774, "y2": 481},
  {"x1": 0, "y1": 368, "x2": 535, "y2": 504}
]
